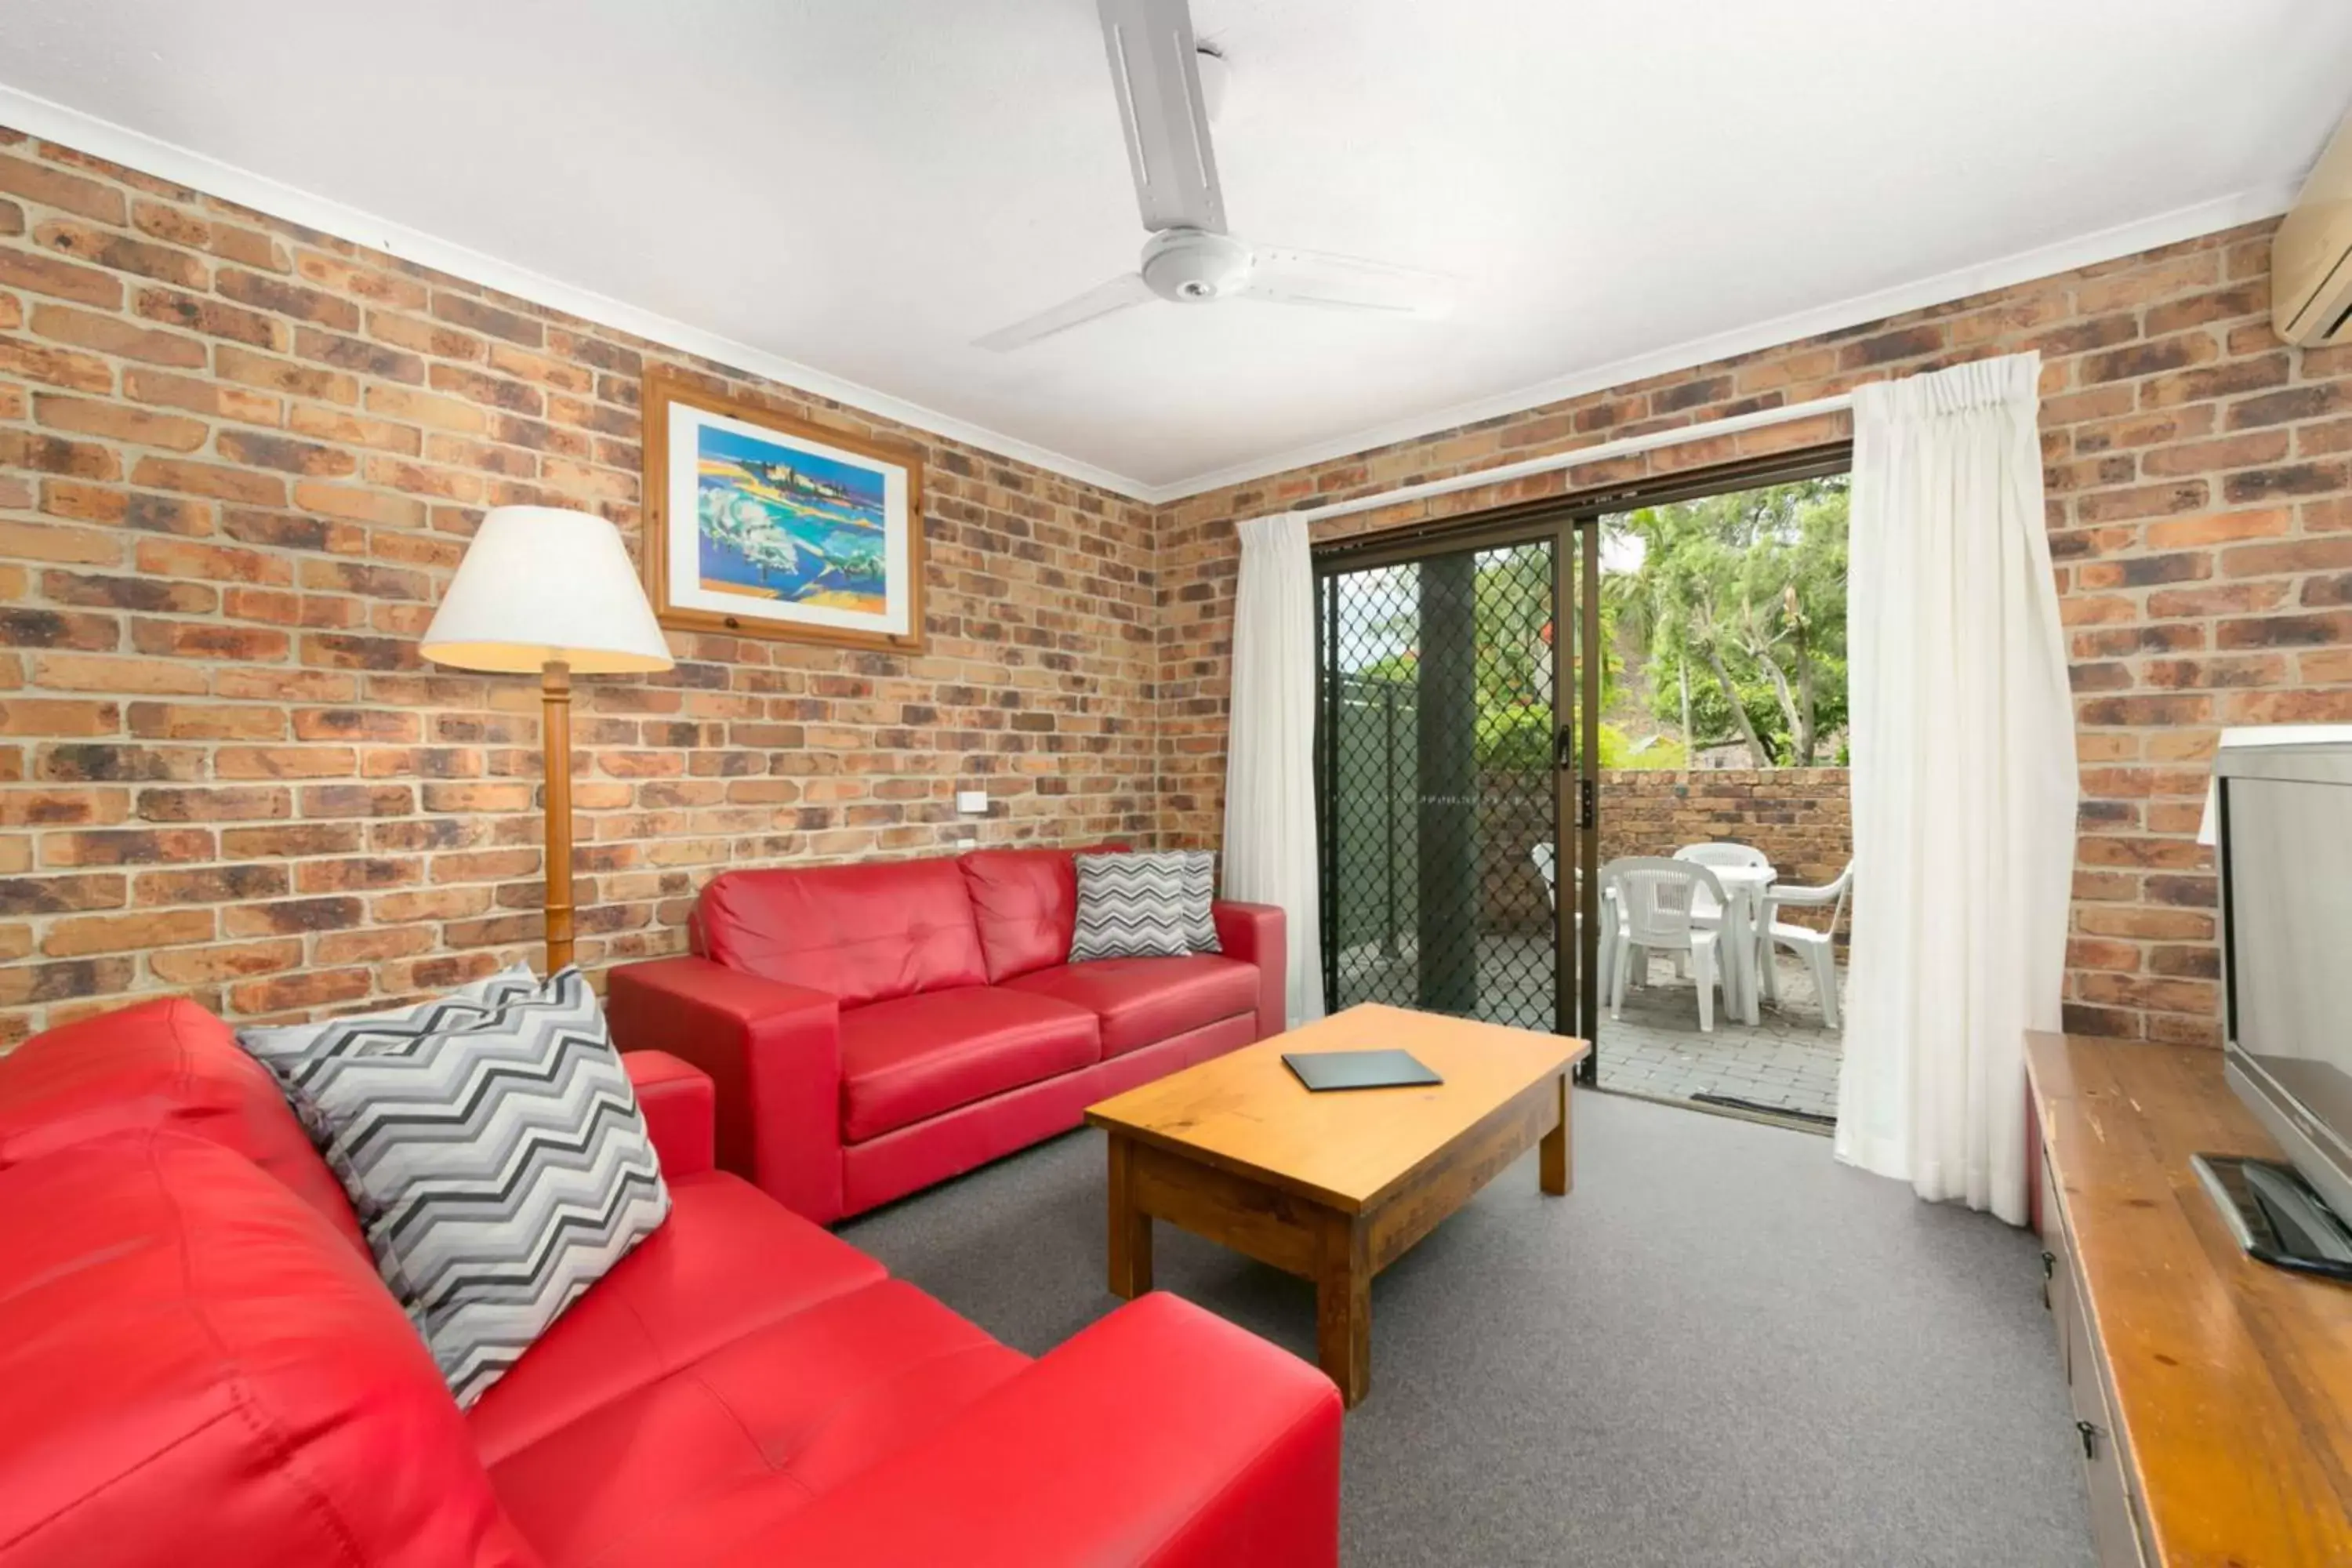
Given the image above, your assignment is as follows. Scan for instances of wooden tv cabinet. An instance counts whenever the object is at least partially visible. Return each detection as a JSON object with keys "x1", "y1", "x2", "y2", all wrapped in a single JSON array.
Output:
[{"x1": 2025, "y1": 1031, "x2": 2352, "y2": 1566}]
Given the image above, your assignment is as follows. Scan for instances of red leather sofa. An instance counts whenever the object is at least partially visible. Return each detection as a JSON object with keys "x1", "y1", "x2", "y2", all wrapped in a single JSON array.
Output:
[
  {"x1": 0, "y1": 998, "x2": 1340, "y2": 1567},
  {"x1": 607, "y1": 847, "x2": 1286, "y2": 1224}
]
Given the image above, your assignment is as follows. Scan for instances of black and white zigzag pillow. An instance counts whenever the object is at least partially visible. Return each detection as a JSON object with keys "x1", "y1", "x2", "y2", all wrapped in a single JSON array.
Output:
[
  {"x1": 1070, "y1": 851, "x2": 1220, "y2": 961},
  {"x1": 1178, "y1": 851, "x2": 1221, "y2": 954},
  {"x1": 238, "y1": 965, "x2": 669, "y2": 1409}
]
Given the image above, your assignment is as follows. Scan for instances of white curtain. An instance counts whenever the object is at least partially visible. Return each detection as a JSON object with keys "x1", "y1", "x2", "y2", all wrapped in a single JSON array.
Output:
[
  {"x1": 1224, "y1": 515, "x2": 1327, "y2": 1024},
  {"x1": 1835, "y1": 351, "x2": 2076, "y2": 1225}
]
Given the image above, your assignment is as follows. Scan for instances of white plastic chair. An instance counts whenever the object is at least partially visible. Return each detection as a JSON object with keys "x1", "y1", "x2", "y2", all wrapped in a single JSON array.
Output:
[
  {"x1": 1602, "y1": 856, "x2": 1728, "y2": 1032},
  {"x1": 1531, "y1": 842, "x2": 1620, "y2": 994},
  {"x1": 1666, "y1": 843, "x2": 1762, "y2": 971},
  {"x1": 1758, "y1": 860, "x2": 1853, "y2": 1029}
]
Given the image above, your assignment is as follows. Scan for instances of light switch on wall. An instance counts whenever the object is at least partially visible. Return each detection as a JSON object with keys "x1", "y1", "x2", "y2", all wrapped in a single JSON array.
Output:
[{"x1": 956, "y1": 789, "x2": 989, "y2": 815}]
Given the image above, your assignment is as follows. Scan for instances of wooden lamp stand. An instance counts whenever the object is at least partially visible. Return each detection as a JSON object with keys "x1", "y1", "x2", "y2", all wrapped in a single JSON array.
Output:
[{"x1": 540, "y1": 659, "x2": 575, "y2": 972}]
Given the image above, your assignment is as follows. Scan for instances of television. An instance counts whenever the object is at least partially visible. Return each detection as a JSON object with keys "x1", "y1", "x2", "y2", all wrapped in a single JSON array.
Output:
[{"x1": 2207, "y1": 730, "x2": 2352, "y2": 1276}]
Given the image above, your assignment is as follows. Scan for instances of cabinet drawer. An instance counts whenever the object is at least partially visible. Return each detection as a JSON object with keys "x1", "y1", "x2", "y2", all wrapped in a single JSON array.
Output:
[{"x1": 2063, "y1": 1251, "x2": 2150, "y2": 1568}]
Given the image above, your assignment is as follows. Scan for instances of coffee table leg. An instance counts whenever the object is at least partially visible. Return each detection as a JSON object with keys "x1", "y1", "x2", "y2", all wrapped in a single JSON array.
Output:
[
  {"x1": 1541, "y1": 1070, "x2": 1572, "y2": 1196},
  {"x1": 1107, "y1": 1134, "x2": 1153, "y2": 1298},
  {"x1": 1315, "y1": 1209, "x2": 1371, "y2": 1408}
]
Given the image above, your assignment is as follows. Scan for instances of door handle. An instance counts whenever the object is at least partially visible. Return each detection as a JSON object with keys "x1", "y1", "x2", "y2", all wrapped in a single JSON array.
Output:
[
  {"x1": 1554, "y1": 725, "x2": 1575, "y2": 770},
  {"x1": 2075, "y1": 1419, "x2": 2099, "y2": 1461}
]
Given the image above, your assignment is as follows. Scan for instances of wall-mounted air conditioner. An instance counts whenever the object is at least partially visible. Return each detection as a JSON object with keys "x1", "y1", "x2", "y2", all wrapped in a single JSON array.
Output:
[{"x1": 2274, "y1": 109, "x2": 2352, "y2": 346}]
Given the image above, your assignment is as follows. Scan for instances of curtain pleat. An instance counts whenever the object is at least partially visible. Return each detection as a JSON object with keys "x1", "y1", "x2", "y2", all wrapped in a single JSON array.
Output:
[
  {"x1": 1835, "y1": 351, "x2": 2075, "y2": 1224},
  {"x1": 1223, "y1": 516, "x2": 1327, "y2": 1024}
]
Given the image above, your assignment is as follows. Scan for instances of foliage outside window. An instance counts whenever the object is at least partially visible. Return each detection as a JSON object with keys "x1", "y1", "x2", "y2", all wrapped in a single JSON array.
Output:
[
  {"x1": 1330, "y1": 474, "x2": 1849, "y2": 775},
  {"x1": 1604, "y1": 477, "x2": 1849, "y2": 768}
]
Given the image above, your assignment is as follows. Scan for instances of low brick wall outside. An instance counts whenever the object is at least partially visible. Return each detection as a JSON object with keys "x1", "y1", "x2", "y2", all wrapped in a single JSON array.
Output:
[
  {"x1": 1598, "y1": 768, "x2": 1852, "y2": 894},
  {"x1": 1481, "y1": 767, "x2": 1853, "y2": 938}
]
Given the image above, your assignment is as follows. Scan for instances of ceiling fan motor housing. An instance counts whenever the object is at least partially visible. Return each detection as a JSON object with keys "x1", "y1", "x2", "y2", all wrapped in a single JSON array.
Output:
[{"x1": 1142, "y1": 227, "x2": 1252, "y2": 303}]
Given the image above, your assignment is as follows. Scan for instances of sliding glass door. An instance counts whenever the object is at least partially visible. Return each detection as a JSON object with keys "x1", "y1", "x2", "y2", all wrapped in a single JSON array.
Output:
[{"x1": 1315, "y1": 515, "x2": 1601, "y2": 1070}]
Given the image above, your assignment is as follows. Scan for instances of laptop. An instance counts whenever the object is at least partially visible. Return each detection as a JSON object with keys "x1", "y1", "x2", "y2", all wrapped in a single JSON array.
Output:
[{"x1": 1282, "y1": 1049, "x2": 1444, "y2": 1092}]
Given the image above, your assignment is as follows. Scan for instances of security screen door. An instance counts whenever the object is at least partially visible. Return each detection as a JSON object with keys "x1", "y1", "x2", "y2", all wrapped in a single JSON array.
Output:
[{"x1": 1314, "y1": 514, "x2": 1600, "y2": 1073}]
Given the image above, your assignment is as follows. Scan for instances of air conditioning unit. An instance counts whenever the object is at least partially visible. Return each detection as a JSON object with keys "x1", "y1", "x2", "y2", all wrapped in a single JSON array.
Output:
[{"x1": 2274, "y1": 110, "x2": 2352, "y2": 345}]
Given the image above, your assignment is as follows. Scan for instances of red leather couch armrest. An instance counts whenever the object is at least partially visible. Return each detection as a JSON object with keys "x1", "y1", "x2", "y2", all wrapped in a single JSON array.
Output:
[
  {"x1": 732, "y1": 1292, "x2": 1341, "y2": 1568},
  {"x1": 1213, "y1": 900, "x2": 1287, "y2": 1038},
  {"x1": 605, "y1": 956, "x2": 847, "y2": 1224},
  {"x1": 622, "y1": 1051, "x2": 714, "y2": 1178}
]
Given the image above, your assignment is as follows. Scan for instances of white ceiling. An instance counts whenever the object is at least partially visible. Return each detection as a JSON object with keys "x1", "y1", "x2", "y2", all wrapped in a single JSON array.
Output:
[{"x1": 2, "y1": 2, "x2": 2348, "y2": 499}]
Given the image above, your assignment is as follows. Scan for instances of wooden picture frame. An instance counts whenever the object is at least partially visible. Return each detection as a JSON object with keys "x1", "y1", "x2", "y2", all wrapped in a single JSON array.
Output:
[{"x1": 639, "y1": 368, "x2": 926, "y2": 653}]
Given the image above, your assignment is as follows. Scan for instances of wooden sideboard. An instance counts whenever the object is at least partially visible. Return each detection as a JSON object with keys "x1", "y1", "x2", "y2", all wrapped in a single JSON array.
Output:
[{"x1": 2025, "y1": 1031, "x2": 2352, "y2": 1566}]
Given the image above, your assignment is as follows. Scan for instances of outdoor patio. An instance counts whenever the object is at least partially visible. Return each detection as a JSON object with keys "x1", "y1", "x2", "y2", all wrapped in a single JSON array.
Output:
[
  {"x1": 1333, "y1": 934, "x2": 1846, "y2": 1129},
  {"x1": 1599, "y1": 949, "x2": 1845, "y2": 1127}
]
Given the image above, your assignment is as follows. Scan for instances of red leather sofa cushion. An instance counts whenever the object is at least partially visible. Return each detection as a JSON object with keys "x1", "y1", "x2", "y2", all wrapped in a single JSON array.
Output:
[
  {"x1": 695, "y1": 858, "x2": 987, "y2": 1007},
  {"x1": 960, "y1": 846, "x2": 1114, "y2": 982},
  {"x1": 0, "y1": 1129, "x2": 535, "y2": 1568},
  {"x1": 0, "y1": 995, "x2": 368, "y2": 1257},
  {"x1": 839, "y1": 986, "x2": 1101, "y2": 1142},
  {"x1": 483, "y1": 1279, "x2": 1026, "y2": 1566},
  {"x1": 730, "y1": 1291, "x2": 1341, "y2": 1568},
  {"x1": 837, "y1": 1013, "x2": 1258, "y2": 1218},
  {"x1": 1003, "y1": 955, "x2": 1262, "y2": 1058},
  {"x1": 467, "y1": 1169, "x2": 888, "y2": 1464}
]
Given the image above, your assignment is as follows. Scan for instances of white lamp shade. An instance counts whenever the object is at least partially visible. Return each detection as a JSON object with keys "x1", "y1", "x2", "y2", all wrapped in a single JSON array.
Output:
[{"x1": 421, "y1": 506, "x2": 673, "y2": 674}]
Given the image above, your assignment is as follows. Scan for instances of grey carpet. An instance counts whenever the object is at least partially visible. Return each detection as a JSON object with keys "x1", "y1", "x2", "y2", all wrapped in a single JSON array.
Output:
[{"x1": 840, "y1": 1089, "x2": 2095, "y2": 1567}]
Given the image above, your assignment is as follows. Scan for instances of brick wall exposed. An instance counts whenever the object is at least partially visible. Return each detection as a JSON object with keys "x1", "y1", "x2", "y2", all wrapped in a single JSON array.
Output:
[
  {"x1": 1472, "y1": 768, "x2": 1853, "y2": 940},
  {"x1": 0, "y1": 130, "x2": 1160, "y2": 1044},
  {"x1": 5, "y1": 122, "x2": 2344, "y2": 1052},
  {"x1": 1596, "y1": 768, "x2": 1853, "y2": 897},
  {"x1": 1159, "y1": 219, "x2": 2351, "y2": 1048}
]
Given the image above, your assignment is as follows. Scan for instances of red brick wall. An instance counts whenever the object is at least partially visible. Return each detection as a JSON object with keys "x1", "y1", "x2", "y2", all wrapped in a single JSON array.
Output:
[
  {"x1": 4, "y1": 121, "x2": 2342, "y2": 1053},
  {"x1": 1159, "y1": 219, "x2": 2348, "y2": 1048},
  {"x1": 0, "y1": 130, "x2": 1160, "y2": 1044},
  {"x1": 1596, "y1": 769, "x2": 1853, "y2": 895}
]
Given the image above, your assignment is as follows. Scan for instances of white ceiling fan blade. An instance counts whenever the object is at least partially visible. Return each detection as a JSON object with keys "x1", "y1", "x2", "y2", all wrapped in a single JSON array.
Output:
[
  {"x1": 1241, "y1": 245, "x2": 1457, "y2": 318},
  {"x1": 974, "y1": 272, "x2": 1156, "y2": 352},
  {"x1": 1097, "y1": 0, "x2": 1225, "y2": 235}
]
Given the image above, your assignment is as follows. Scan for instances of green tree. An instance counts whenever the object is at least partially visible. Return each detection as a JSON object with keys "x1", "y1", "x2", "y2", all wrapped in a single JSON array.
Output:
[{"x1": 1603, "y1": 477, "x2": 1849, "y2": 766}]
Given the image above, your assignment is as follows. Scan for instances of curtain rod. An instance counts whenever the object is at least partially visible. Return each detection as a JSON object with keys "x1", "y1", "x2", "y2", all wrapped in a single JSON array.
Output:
[{"x1": 1246, "y1": 389, "x2": 1857, "y2": 531}]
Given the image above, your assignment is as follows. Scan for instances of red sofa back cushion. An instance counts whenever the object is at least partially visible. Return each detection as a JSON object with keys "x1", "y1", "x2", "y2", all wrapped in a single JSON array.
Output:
[
  {"x1": 959, "y1": 848, "x2": 1083, "y2": 982},
  {"x1": 0, "y1": 996, "x2": 367, "y2": 1258},
  {"x1": 695, "y1": 859, "x2": 988, "y2": 1007},
  {"x1": 0, "y1": 1130, "x2": 536, "y2": 1568}
]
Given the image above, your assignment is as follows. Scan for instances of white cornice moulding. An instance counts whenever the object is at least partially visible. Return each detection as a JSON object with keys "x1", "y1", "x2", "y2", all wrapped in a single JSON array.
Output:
[
  {"x1": 0, "y1": 85, "x2": 1160, "y2": 502},
  {"x1": 1152, "y1": 181, "x2": 2300, "y2": 503},
  {"x1": 0, "y1": 83, "x2": 2300, "y2": 508}
]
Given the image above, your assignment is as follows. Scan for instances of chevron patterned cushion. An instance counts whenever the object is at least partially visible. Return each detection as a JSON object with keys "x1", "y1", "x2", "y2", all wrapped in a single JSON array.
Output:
[
  {"x1": 1070, "y1": 851, "x2": 1219, "y2": 961},
  {"x1": 236, "y1": 964, "x2": 669, "y2": 1408},
  {"x1": 1178, "y1": 851, "x2": 1221, "y2": 954}
]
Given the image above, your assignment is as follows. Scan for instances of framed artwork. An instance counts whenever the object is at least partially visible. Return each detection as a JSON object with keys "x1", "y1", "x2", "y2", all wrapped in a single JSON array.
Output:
[{"x1": 640, "y1": 368, "x2": 925, "y2": 652}]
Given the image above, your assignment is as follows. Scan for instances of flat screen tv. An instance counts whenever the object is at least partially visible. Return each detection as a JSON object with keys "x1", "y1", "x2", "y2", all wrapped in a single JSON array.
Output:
[{"x1": 2211, "y1": 734, "x2": 2352, "y2": 1272}]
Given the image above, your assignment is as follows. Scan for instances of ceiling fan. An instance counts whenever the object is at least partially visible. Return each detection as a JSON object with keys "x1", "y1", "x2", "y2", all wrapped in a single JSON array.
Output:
[{"x1": 974, "y1": 0, "x2": 1457, "y2": 352}]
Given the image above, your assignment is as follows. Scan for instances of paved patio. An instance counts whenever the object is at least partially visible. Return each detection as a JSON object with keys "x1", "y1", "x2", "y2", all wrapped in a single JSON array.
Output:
[
  {"x1": 1333, "y1": 934, "x2": 1846, "y2": 1129},
  {"x1": 1599, "y1": 951, "x2": 1844, "y2": 1127}
]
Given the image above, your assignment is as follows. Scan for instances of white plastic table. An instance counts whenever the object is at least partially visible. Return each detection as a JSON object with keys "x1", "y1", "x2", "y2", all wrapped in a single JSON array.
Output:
[{"x1": 1696, "y1": 863, "x2": 1773, "y2": 1026}]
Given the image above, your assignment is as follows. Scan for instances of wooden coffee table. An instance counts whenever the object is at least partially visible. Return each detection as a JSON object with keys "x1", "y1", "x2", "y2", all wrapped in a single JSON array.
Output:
[{"x1": 1083, "y1": 1003, "x2": 1588, "y2": 1407}]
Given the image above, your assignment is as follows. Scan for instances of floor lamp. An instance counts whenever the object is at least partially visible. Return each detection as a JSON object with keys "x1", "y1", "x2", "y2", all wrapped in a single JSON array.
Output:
[{"x1": 420, "y1": 505, "x2": 673, "y2": 973}]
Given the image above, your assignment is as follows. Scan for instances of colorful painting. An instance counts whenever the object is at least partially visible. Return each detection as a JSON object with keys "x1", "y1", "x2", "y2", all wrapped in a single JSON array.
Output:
[
  {"x1": 641, "y1": 372, "x2": 924, "y2": 652},
  {"x1": 695, "y1": 424, "x2": 889, "y2": 615}
]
